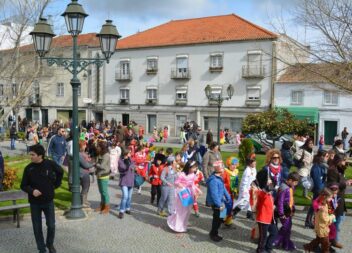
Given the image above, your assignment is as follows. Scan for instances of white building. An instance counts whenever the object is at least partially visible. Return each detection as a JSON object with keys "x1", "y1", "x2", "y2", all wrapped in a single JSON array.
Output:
[
  {"x1": 102, "y1": 14, "x2": 302, "y2": 136},
  {"x1": 275, "y1": 64, "x2": 351, "y2": 145}
]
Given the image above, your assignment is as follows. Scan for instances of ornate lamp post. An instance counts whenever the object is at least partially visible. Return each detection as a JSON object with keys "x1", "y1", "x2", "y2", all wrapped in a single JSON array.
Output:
[
  {"x1": 204, "y1": 84, "x2": 234, "y2": 144},
  {"x1": 30, "y1": 0, "x2": 121, "y2": 219}
]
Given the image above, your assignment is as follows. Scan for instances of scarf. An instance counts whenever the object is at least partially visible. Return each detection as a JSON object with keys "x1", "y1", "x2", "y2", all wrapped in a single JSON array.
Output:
[{"x1": 268, "y1": 163, "x2": 281, "y2": 187}]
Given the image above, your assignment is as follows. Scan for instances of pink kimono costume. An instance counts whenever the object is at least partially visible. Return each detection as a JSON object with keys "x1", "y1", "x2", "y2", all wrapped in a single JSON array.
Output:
[{"x1": 167, "y1": 172, "x2": 200, "y2": 232}]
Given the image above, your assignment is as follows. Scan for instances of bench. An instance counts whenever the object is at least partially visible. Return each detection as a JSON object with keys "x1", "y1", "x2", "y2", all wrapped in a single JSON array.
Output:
[{"x1": 0, "y1": 190, "x2": 30, "y2": 228}]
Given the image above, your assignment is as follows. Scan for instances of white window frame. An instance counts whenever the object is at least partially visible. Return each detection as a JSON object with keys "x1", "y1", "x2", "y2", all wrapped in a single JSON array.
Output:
[
  {"x1": 56, "y1": 83, "x2": 64, "y2": 97},
  {"x1": 210, "y1": 52, "x2": 223, "y2": 69},
  {"x1": 147, "y1": 88, "x2": 157, "y2": 100},
  {"x1": 323, "y1": 90, "x2": 338, "y2": 106},
  {"x1": 176, "y1": 55, "x2": 188, "y2": 73},
  {"x1": 120, "y1": 59, "x2": 130, "y2": 75},
  {"x1": 291, "y1": 90, "x2": 303, "y2": 105},
  {"x1": 246, "y1": 86, "x2": 261, "y2": 101},
  {"x1": 176, "y1": 88, "x2": 187, "y2": 100},
  {"x1": 120, "y1": 88, "x2": 130, "y2": 100},
  {"x1": 147, "y1": 56, "x2": 158, "y2": 71},
  {"x1": 210, "y1": 86, "x2": 222, "y2": 99}
]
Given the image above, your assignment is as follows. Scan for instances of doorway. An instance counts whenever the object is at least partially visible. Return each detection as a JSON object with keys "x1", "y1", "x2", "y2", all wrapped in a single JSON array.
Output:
[
  {"x1": 176, "y1": 115, "x2": 187, "y2": 136},
  {"x1": 324, "y1": 121, "x2": 338, "y2": 145},
  {"x1": 122, "y1": 114, "x2": 129, "y2": 126},
  {"x1": 147, "y1": 114, "x2": 157, "y2": 133}
]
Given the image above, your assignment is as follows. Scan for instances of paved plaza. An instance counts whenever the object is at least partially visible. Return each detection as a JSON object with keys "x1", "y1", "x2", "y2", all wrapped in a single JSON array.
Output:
[{"x1": 0, "y1": 141, "x2": 352, "y2": 253}]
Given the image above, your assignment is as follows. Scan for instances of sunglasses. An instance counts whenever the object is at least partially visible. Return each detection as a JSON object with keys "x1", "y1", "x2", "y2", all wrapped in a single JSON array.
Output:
[{"x1": 271, "y1": 156, "x2": 280, "y2": 159}]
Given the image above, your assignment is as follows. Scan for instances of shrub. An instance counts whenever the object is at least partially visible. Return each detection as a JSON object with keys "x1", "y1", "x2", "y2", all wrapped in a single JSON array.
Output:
[
  {"x1": 238, "y1": 138, "x2": 254, "y2": 166},
  {"x1": 3, "y1": 167, "x2": 18, "y2": 191},
  {"x1": 17, "y1": 131, "x2": 26, "y2": 141}
]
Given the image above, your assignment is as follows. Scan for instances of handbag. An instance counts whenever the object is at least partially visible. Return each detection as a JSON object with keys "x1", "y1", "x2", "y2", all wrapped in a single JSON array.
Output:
[
  {"x1": 178, "y1": 188, "x2": 194, "y2": 207},
  {"x1": 134, "y1": 173, "x2": 145, "y2": 188},
  {"x1": 294, "y1": 150, "x2": 305, "y2": 168},
  {"x1": 219, "y1": 206, "x2": 227, "y2": 219}
]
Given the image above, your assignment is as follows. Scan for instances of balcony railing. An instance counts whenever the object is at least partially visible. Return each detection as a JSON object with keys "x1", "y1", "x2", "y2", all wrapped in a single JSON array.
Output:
[
  {"x1": 115, "y1": 71, "x2": 132, "y2": 81},
  {"x1": 242, "y1": 65, "x2": 265, "y2": 78},
  {"x1": 175, "y1": 98, "x2": 187, "y2": 105},
  {"x1": 119, "y1": 99, "x2": 129, "y2": 105},
  {"x1": 146, "y1": 67, "x2": 158, "y2": 74},
  {"x1": 209, "y1": 66, "x2": 223, "y2": 72},
  {"x1": 28, "y1": 95, "x2": 41, "y2": 106},
  {"x1": 245, "y1": 99, "x2": 261, "y2": 107},
  {"x1": 145, "y1": 98, "x2": 157, "y2": 105},
  {"x1": 171, "y1": 69, "x2": 191, "y2": 79}
]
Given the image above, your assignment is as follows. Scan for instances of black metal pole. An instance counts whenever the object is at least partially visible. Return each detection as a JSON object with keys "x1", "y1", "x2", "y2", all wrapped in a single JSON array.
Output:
[
  {"x1": 217, "y1": 99, "x2": 221, "y2": 144},
  {"x1": 65, "y1": 34, "x2": 85, "y2": 219}
]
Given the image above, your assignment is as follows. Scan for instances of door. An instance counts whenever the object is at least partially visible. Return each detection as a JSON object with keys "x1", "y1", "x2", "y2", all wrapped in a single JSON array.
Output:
[
  {"x1": 122, "y1": 114, "x2": 129, "y2": 126},
  {"x1": 41, "y1": 109, "x2": 48, "y2": 127},
  {"x1": 176, "y1": 115, "x2": 187, "y2": 136},
  {"x1": 147, "y1": 115, "x2": 157, "y2": 134},
  {"x1": 324, "y1": 121, "x2": 338, "y2": 145}
]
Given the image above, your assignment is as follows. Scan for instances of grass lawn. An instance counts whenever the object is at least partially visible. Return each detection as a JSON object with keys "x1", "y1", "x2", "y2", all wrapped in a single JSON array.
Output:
[{"x1": 1, "y1": 156, "x2": 72, "y2": 215}]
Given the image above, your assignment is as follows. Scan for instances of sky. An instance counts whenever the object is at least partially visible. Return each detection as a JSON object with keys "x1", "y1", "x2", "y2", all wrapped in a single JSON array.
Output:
[{"x1": 44, "y1": 0, "x2": 306, "y2": 42}]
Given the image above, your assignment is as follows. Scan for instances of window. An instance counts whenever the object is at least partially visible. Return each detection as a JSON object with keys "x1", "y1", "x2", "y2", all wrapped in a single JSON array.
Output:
[
  {"x1": 147, "y1": 88, "x2": 157, "y2": 99},
  {"x1": 120, "y1": 60, "x2": 130, "y2": 75},
  {"x1": 176, "y1": 55, "x2": 188, "y2": 73},
  {"x1": 56, "y1": 83, "x2": 64, "y2": 96},
  {"x1": 247, "y1": 50, "x2": 262, "y2": 66},
  {"x1": 210, "y1": 53, "x2": 223, "y2": 69},
  {"x1": 176, "y1": 89, "x2": 187, "y2": 100},
  {"x1": 0, "y1": 84, "x2": 3, "y2": 96},
  {"x1": 120, "y1": 88, "x2": 130, "y2": 100},
  {"x1": 247, "y1": 87, "x2": 260, "y2": 100},
  {"x1": 324, "y1": 91, "x2": 338, "y2": 105},
  {"x1": 291, "y1": 90, "x2": 303, "y2": 105},
  {"x1": 147, "y1": 57, "x2": 158, "y2": 72},
  {"x1": 210, "y1": 86, "x2": 222, "y2": 98},
  {"x1": 12, "y1": 83, "x2": 17, "y2": 97}
]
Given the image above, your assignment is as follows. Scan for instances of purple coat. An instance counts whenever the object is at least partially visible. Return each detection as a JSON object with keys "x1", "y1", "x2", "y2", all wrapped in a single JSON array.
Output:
[
  {"x1": 276, "y1": 182, "x2": 294, "y2": 217},
  {"x1": 118, "y1": 158, "x2": 135, "y2": 187}
]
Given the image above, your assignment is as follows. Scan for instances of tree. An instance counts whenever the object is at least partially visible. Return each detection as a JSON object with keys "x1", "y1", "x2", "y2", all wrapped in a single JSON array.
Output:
[
  {"x1": 0, "y1": 0, "x2": 52, "y2": 127},
  {"x1": 274, "y1": 0, "x2": 352, "y2": 92},
  {"x1": 241, "y1": 108, "x2": 314, "y2": 148}
]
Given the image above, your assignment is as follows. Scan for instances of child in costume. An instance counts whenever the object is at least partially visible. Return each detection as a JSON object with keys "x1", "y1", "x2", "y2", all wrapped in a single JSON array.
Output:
[
  {"x1": 134, "y1": 145, "x2": 147, "y2": 194},
  {"x1": 149, "y1": 154, "x2": 165, "y2": 206},
  {"x1": 273, "y1": 172, "x2": 300, "y2": 251},
  {"x1": 304, "y1": 188, "x2": 335, "y2": 253},
  {"x1": 206, "y1": 160, "x2": 232, "y2": 242},
  {"x1": 233, "y1": 155, "x2": 257, "y2": 220},
  {"x1": 193, "y1": 164, "x2": 204, "y2": 217}
]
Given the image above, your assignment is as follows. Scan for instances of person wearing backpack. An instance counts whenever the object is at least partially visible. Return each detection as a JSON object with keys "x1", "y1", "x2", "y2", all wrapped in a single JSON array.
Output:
[
  {"x1": 294, "y1": 138, "x2": 314, "y2": 199},
  {"x1": 158, "y1": 156, "x2": 178, "y2": 217}
]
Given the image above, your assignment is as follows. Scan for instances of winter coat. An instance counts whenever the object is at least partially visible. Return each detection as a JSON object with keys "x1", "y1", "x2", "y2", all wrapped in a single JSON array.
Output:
[
  {"x1": 255, "y1": 189, "x2": 275, "y2": 224},
  {"x1": 202, "y1": 149, "x2": 222, "y2": 179},
  {"x1": 294, "y1": 148, "x2": 314, "y2": 177},
  {"x1": 310, "y1": 162, "x2": 328, "y2": 196},
  {"x1": 79, "y1": 152, "x2": 94, "y2": 177},
  {"x1": 206, "y1": 173, "x2": 231, "y2": 208},
  {"x1": 95, "y1": 153, "x2": 111, "y2": 178},
  {"x1": 327, "y1": 166, "x2": 347, "y2": 216},
  {"x1": 315, "y1": 203, "x2": 334, "y2": 238},
  {"x1": 149, "y1": 164, "x2": 164, "y2": 186},
  {"x1": 118, "y1": 157, "x2": 135, "y2": 187}
]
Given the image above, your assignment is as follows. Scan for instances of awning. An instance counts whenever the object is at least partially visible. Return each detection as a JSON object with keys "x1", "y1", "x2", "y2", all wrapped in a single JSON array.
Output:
[{"x1": 279, "y1": 106, "x2": 319, "y2": 124}]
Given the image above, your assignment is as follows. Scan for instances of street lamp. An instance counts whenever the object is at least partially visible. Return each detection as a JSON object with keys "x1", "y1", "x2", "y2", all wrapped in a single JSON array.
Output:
[
  {"x1": 204, "y1": 84, "x2": 234, "y2": 144},
  {"x1": 30, "y1": 0, "x2": 121, "y2": 220}
]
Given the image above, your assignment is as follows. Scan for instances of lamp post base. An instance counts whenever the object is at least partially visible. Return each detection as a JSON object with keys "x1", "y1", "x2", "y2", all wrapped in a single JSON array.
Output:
[{"x1": 65, "y1": 206, "x2": 86, "y2": 220}]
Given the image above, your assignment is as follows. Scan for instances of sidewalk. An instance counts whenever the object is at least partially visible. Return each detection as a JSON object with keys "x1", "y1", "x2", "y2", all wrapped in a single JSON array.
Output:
[{"x1": 0, "y1": 178, "x2": 352, "y2": 253}]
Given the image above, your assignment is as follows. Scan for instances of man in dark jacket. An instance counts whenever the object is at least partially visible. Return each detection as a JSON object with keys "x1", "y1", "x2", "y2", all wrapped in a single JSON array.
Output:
[
  {"x1": 47, "y1": 127, "x2": 67, "y2": 166},
  {"x1": 0, "y1": 150, "x2": 4, "y2": 191},
  {"x1": 21, "y1": 144, "x2": 63, "y2": 253},
  {"x1": 10, "y1": 124, "x2": 17, "y2": 150}
]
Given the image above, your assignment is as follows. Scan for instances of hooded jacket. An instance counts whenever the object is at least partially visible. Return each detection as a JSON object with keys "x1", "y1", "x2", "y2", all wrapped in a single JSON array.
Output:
[{"x1": 206, "y1": 173, "x2": 231, "y2": 208}]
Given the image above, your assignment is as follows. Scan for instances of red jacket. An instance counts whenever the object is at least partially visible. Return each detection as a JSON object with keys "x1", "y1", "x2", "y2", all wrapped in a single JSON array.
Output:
[
  {"x1": 255, "y1": 190, "x2": 274, "y2": 224},
  {"x1": 149, "y1": 164, "x2": 164, "y2": 186}
]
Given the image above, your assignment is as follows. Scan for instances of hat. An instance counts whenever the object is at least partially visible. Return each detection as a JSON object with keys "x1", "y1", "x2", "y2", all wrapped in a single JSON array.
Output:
[
  {"x1": 226, "y1": 157, "x2": 239, "y2": 167},
  {"x1": 154, "y1": 153, "x2": 166, "y2": 163}
]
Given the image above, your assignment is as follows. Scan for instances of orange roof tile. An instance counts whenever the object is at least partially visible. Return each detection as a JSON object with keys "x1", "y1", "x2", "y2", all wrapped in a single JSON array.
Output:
[{"x1": 117, "y1": 14, "x2": 277, "y2": 50}]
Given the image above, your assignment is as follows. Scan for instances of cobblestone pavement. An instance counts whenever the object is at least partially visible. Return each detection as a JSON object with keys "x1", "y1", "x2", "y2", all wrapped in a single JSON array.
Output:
[{"x1": 0, "y1": 177, "x2": 351, "y2": 253}]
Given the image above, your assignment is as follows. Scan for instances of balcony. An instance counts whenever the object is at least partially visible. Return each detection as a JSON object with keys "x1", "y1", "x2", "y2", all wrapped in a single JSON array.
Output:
[
  {"x1": 245, "y1": 99, "x2": 261, "y2": 107},
  {"x1": 145, "y1": 98, "x2": 157, "y2": 105},
  {"x1": 171, "y1": 69, "x2": 191, "y2": 79},
  {"x1": 28, "y1": 95, "x2": 41, "y2": 107},
  {"x1": 242, "y1": 65, "x2": 265, "y2": 78},
  {"x1": 175, "y1": 99, "x2": 187, "y2": 105},
  {"x1": 115, "y1": 71, "x2": 132, "y2": 81},
  {"x1": 209, "y1": 66, "x2": 223, "y2": 72},
  {"x1": 146, "y1": 67, "x2": 158, "y2": 75},
  {"x1": 119, "y1": 99, "x2": 129, "y2": 105}
]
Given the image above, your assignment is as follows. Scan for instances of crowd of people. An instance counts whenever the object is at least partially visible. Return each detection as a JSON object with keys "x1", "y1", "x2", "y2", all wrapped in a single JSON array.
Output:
[{"x1": 6, "y1": 118, "x2": 352, "y2": 253}]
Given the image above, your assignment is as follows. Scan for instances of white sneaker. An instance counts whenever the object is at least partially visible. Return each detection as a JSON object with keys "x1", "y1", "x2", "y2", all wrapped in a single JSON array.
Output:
[{"x1": 138, "y1": 187, "x2": 142, "y2": 194}]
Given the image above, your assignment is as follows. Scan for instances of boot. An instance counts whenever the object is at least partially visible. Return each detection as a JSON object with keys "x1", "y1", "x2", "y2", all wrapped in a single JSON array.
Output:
[
  {"x1": 224, "y1": 215, "x2": 233, "y2": 226},
  {"x1": 232, "y1": 207, "x2": 241, "y2": 218},
  {"x1": 246, "y1": 211, "x2": 254, "y2": 220},
  {"x1": 101, "y1": 204, "x2": 110, "y2": 214},
  {"x1": 331, "y1": 240, "x2": 343, "y2": 249},
  {"x1": 95, "y1": 203, "x2": 104, "y2": 212},
  {"x1": 81, "y1": 194, "x2": 91, "y2": 208}
]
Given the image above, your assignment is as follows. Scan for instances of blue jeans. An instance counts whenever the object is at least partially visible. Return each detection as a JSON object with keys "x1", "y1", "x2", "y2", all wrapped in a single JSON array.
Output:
[
  {"x1": 119, "y1": 186, "x2": 133, "y2": 213},
  {"x1": 10, "y1": 138, "x2": 16, "y2": 149},
  {"x1": 30, "y1": 201, "x2": 55, "y2": 253},
  {"x1": 52, "y1": 155, "x2": 63, "y2": 166},
  {"x1": 335, "y1": 214, "x2": 345, "y2": 242}
]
